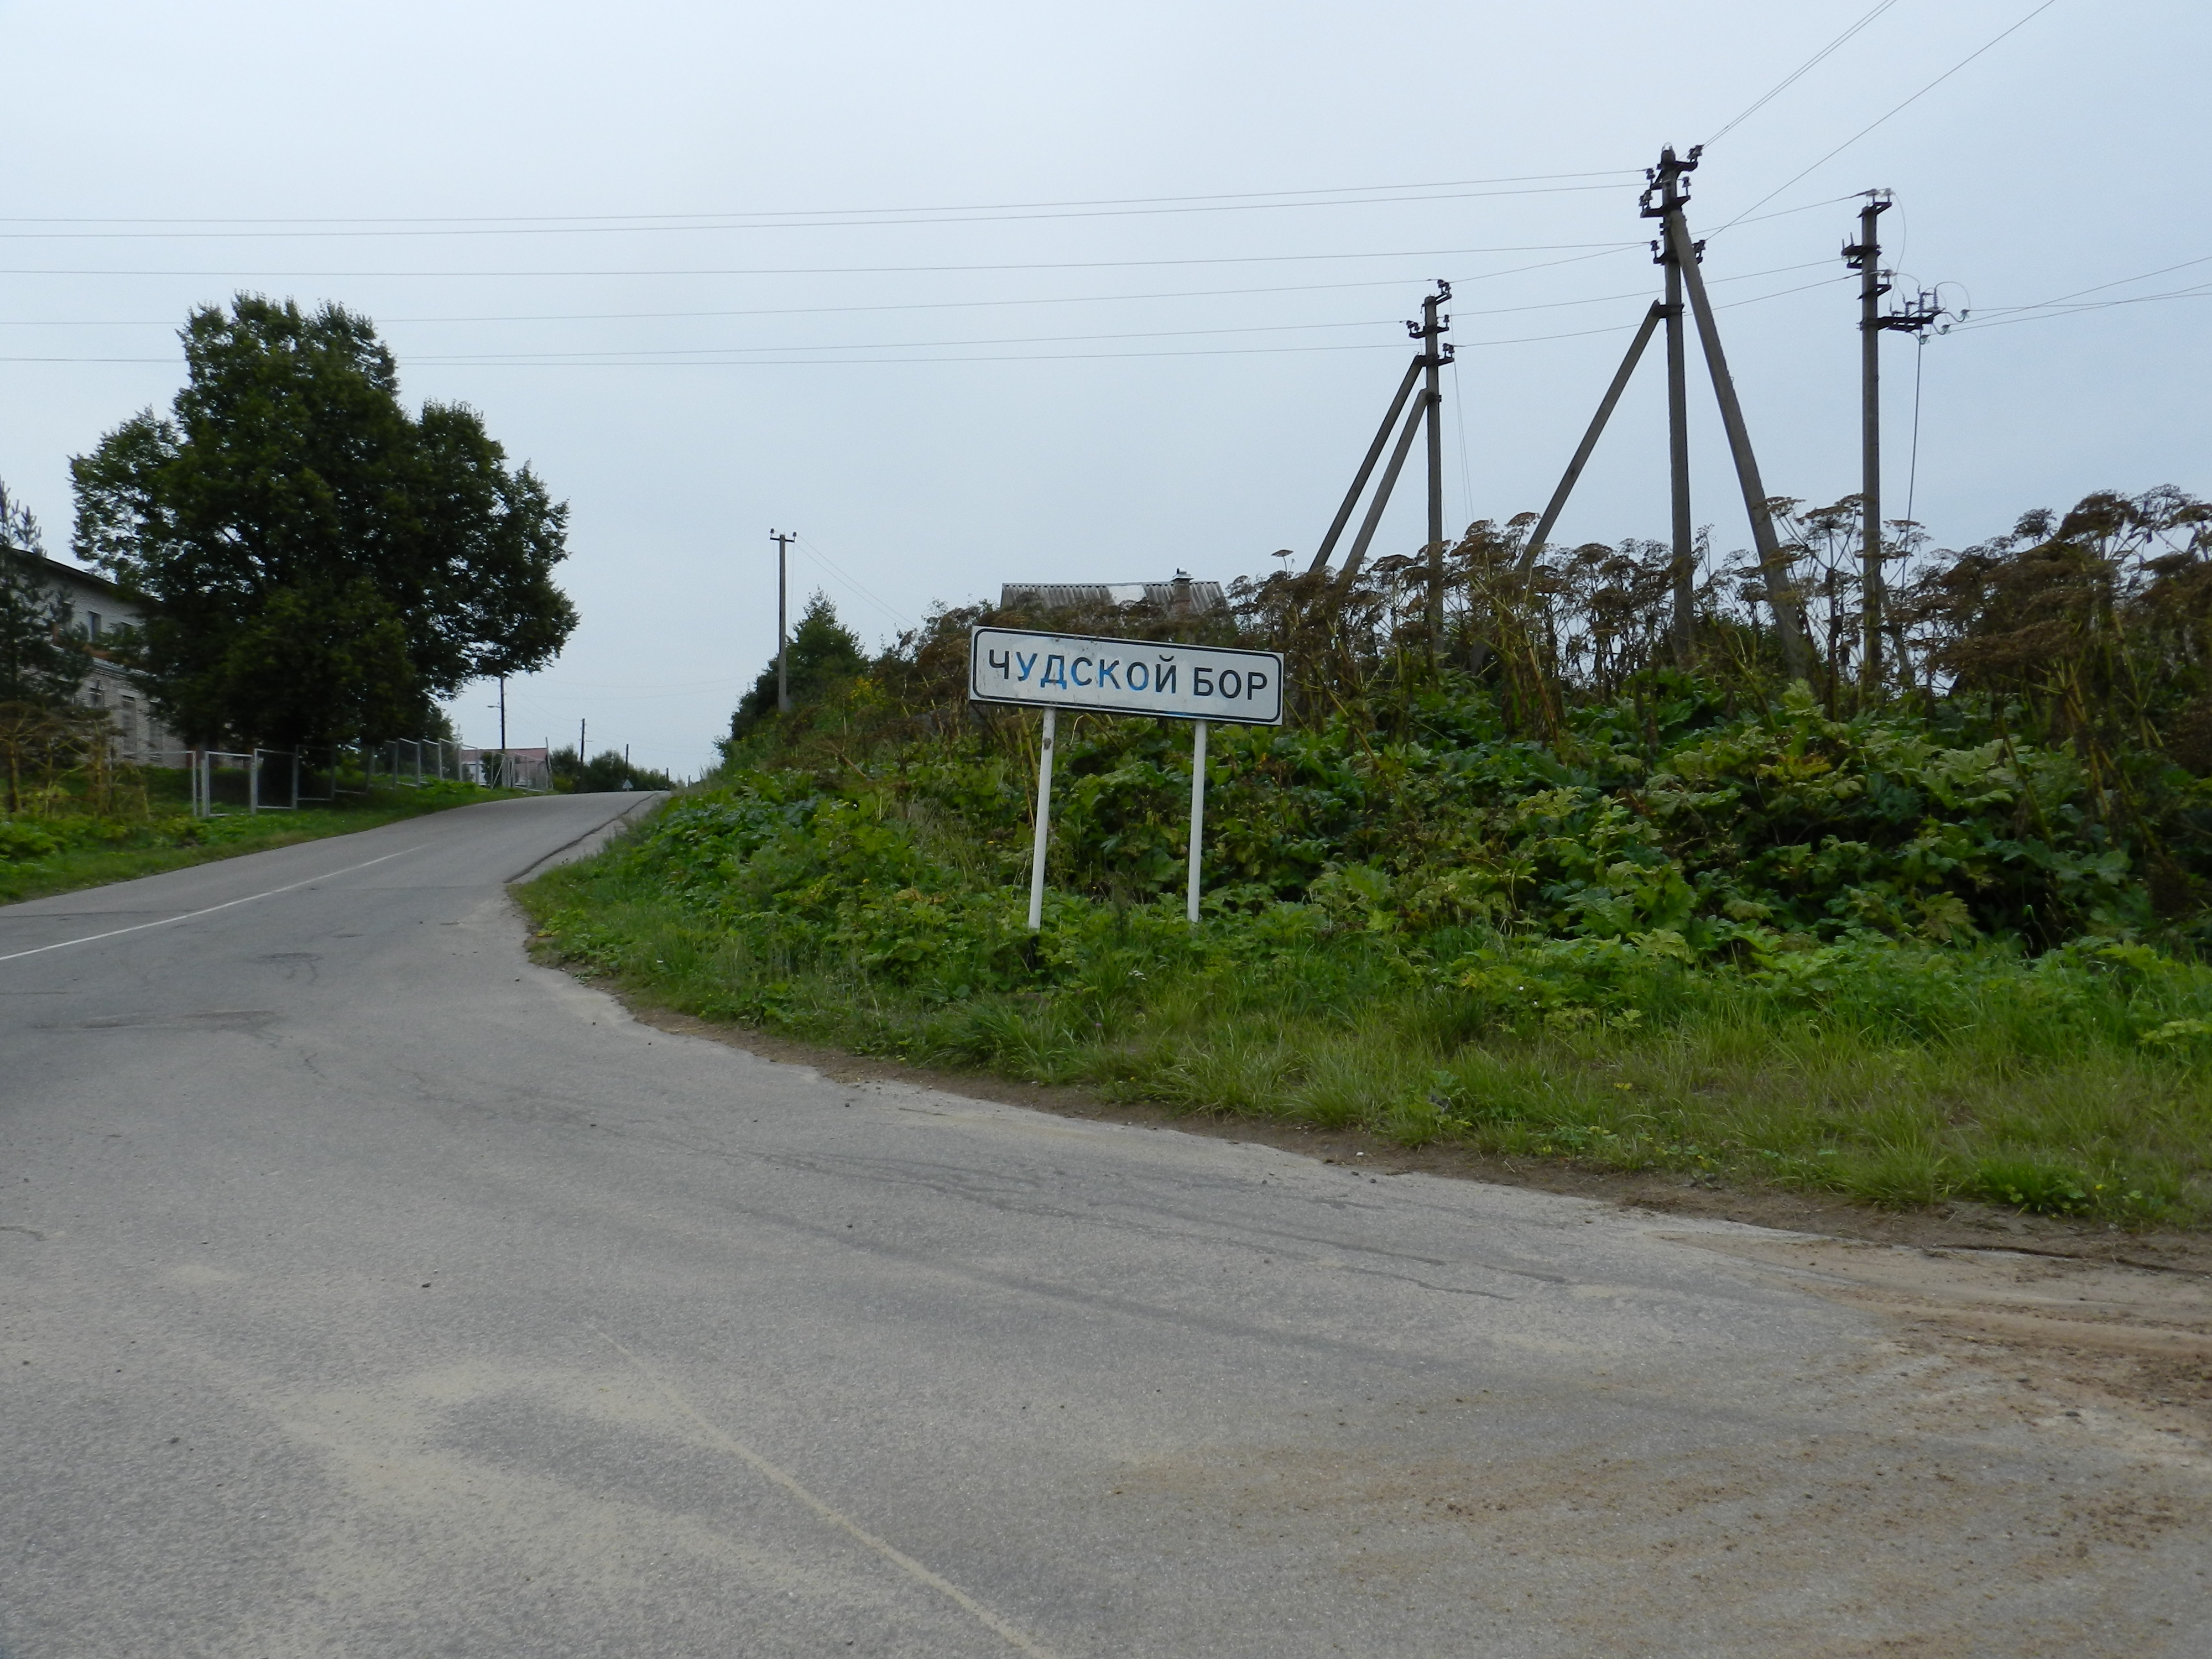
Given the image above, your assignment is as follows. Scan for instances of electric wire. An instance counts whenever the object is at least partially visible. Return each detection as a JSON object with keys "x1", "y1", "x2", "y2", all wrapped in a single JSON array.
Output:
[
  {"x1": 0, "y1": 251, "x2": 1647, "y2": 330},
  {"x1": 0, "y1": 181, "x2": 1635, "y2": 242},
  {"x1": 1449, "y1": 357, "x2": 1474, "y2": 530},
  {"x1": 0, "y1": 239, "x2": 1649, "y2": 284},
  {"x1": 0, "y1": 170, "x2": 1644, "y2": 229},
  {"x1": 0, "y1": 274, "x2": 1856, "y2": 368},
  {"x1": 1706, "y1": 0, "x2": 1904, "y2": 145},
  {"x1": 0, "y1": 262, "x2": 1838, "y2": 348},
  {"x1": 1953, "y1": 252, "x2": 2212, "y2": 323},
  {"x1": 1713, "y1": 0, "x2": 2065, "y2": 233},
  {"x1": 1906, "y1": 334, "x2": 1929, "y2": 526},
  {"x1": 793, "y1": 535, "x2": 915, "y2": 633},
  {"x1": 1949, "y1": 283, "x2": 2212, "y2": 331}
]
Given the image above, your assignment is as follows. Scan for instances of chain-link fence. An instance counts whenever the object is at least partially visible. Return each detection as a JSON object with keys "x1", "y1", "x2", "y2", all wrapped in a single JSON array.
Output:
[
  {"x1": 187, "y1": 750, "x2": 254, "y2": 816},
  {"x1": 161, "y1": 737, "x2": 547, "y2": 816},
  {"x1": 368, "y1": 737, "x2": 463, "y2": 786},
  {"x1": 467, "y1": 748, "x2": 552, "y2": 791}
]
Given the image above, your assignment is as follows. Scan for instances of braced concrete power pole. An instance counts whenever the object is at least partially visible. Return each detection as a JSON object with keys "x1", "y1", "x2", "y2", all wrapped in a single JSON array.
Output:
[
  {"x1": 1844, "y1": 191, "x2": 1893, "y2": 696},
  {"x1": 1655, "y1": 146, "x2": 1812, "y2": 682},
  {"x1": 1412, "y1": 283, "x2": 1453, "y2": 649},
  {"x1": 769, "y1": 529, "x2": 796, "y2": 714},
  {"x1": 1641, "y1": 150, "x2": 1698, "y2": 665}
]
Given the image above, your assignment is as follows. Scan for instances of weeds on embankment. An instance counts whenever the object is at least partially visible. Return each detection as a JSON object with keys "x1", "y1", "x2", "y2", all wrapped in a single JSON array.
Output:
[{"x1": 522, "y1": 805, "x2": 2212, "y2": 1230}]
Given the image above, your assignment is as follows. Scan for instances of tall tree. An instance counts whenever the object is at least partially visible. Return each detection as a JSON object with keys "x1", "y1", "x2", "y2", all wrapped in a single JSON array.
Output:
[
  {"x1": 728, "y1": 592, "x2": 868, "y2": 739},
  {"x1": 0, "y1": 479, "x2": 91, "y2": 709},
  {"x1": 70, "y1": 296, "x2": 578, "y2": 747}
]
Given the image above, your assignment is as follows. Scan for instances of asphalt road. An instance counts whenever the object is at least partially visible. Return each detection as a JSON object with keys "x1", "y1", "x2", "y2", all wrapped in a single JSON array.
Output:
[{"x1": 3, "y1": 793, "x2": 2206, "y2": 1657}]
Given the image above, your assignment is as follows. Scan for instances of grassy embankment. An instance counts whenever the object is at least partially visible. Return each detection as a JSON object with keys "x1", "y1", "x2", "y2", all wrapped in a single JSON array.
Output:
[
  {"x1": 520, "y1": 690, "x2": 2212, "y2": 1232},
  {"x1": 1, "y1": 776, "x2": 516, "y2": 905}
]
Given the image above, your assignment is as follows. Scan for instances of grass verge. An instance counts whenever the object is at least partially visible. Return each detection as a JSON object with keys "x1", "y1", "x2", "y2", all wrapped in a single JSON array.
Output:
[
  {"x1": 1, "y1": 781, "x2": 518, "y2": 905},
  {"x1": 519, "y1": 823, "x2": 2212, "y2": 1233}
]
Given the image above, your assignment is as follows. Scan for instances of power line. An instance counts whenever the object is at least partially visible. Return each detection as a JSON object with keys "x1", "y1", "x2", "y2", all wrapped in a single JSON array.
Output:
[
  {"x1": 1957, "y1": 251, "x2": 2212, "y2": 321},
  {"x1": 0, "y1": 170, "x2": 1644, "y2": 229},
  {"x1": 1714, "y1": 0, "x2": 2066, "y2": 232},
  {"x1": 1707, "y1": 0, "x2": 1904, "y2": 145},
  {"x1": 0, "y1": 274, "x2": 1857, "y2": 369},
  {"x1": 0, "y1": 259, "x2": 1835, "y2": 335},
  {"x1": 0, "y1": 181, "x2": 1636, "y2": 242},
  {"x1": 793, "y1": 536, "x2": 914, "y2": 634},
  {"x1": 390, "y1": 271, "x2": 1852, "y2": 361},
  {"x1": 1950, "y1": 283, "x2": 2212, "y2": 331},
  {"x1": 0, "y1": 240, "x2": 1646, "y2": 283}
]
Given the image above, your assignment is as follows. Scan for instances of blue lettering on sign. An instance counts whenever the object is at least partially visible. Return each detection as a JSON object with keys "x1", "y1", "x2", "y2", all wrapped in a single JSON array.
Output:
[
  {"x1": 1193, "y1": 667, "x2": 1214, "y2": 696},
  {"x1": 1071, "y1": 656, "x2": 1093, "y2": 687},
  {"x1": 1041, "y1": 655, "x2": 1069, "y2": 689},
  {"x1": 1155, "y1": 664, "x2": 1176, "y2": 694},
  {"x1": 1126, "y1": 662, "x2": 1148, "y2": 691},
  {"x1": 1219, "y1": 669, "x2": 1240, "y2": 698},
  {"x1": 1247, "y1": 670, "x2": 1268, "y2": 700},
  {"x1": 1015, "y1": 652, "x2": 1037, "y2": 682},
  {"x1": 987, "y1": 649, "x2": 1011, "y2": 678},
  {"x1": 1097, "y1": 659, "x2": 1120, "y2": 689}
]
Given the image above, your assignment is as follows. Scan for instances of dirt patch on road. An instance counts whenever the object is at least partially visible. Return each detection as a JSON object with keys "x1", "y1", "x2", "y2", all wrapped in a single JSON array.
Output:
[{"x1": 1670, "y1": 1231, "x2": 2212, "y2": 1446}]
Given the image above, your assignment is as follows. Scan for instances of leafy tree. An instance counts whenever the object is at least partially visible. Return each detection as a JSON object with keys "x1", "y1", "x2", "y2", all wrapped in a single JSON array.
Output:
[
  {"x1": 0, "y1": 480, "x2": 91, "y2": 710},
  {"x1": 549, "y1": 745, "x2": 676, "y2": 793},
  {"x1": 71, "y1": 296, "x2": 578, "y2": 748},
  {"x1": 728, "y1": 591, "x2": 868, "y2": 739}
]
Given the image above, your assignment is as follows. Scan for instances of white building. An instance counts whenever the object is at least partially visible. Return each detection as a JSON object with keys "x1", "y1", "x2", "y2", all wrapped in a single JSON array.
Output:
[{"x1": 30, "y1": 554, "x2": 182, "y2": 761}]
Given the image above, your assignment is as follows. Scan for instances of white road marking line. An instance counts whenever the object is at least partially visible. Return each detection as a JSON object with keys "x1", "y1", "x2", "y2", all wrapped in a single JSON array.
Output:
[
  {"x1": 594, "y1": 1329, "x2": 1061, "y2": 1658},
  {"x1": 0, "y1": 844, "x2": 428, "y2": 964}
]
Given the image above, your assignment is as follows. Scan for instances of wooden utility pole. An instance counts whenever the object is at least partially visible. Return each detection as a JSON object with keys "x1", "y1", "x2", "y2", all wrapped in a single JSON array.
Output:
[
  {"x1": 1644, "y1": 150, "x2": 1699, "y2": 664},
  {"x1": 1844, "y1": 191, "x2": 1892, "y2": 695},
  {"x1": 769, "y1": 529, "x2": 796, "y2": 714}
]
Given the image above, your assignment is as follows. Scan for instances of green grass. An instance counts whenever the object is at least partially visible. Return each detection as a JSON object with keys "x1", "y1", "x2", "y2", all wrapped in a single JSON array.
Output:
[
  {"x1": 0, "y1": 781, "x2": 517, "y2": 905},
  {"x1": 520, "y1": 836, "x2": 2212, "y2": 1232}
]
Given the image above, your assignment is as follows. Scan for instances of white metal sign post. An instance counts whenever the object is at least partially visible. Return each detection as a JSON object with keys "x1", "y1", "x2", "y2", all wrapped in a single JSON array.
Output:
[{"x1": 969, "y1": 626, "x2": 1286, "y2": 928}]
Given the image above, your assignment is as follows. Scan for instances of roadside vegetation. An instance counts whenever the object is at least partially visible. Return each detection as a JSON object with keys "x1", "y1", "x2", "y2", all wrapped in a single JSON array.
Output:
[
  {"x1": 0, "y1": 749, "x2": 511, "y2": 905},
  {"x1": 523, "y1": 489, "x2": 2212, "y2": 1229}
]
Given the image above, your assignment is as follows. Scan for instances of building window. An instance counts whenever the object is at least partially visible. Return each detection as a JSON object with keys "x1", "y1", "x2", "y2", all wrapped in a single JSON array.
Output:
[{"x1": 86, "y1": 611, "x2": 103, "y2": 639}]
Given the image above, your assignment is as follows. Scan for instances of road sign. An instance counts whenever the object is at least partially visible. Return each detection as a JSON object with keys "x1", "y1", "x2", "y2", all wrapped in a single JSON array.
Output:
[
  {"x1": 970, "y1": 625, "x2": 1287, "y2": 931},
  {"x1": 968, "y1": 626, "x2": 1285, "y2": 726}
]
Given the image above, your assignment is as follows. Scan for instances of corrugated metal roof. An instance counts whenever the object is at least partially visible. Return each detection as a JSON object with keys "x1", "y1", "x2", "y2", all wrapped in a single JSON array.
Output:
[{"x1": 999, "y1": 578, "x2": 1225, "y2": 614}]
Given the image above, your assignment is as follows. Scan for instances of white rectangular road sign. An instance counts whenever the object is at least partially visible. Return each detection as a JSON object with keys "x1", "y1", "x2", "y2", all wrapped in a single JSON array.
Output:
[{"x1": 968, "y1": 625, "x2": 1284, "y2": 726}]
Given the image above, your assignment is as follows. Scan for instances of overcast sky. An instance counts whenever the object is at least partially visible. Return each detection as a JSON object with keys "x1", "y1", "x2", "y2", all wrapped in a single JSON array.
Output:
[{"x1": 2, "y1": 1, "x2": 2203, "y2": 774}]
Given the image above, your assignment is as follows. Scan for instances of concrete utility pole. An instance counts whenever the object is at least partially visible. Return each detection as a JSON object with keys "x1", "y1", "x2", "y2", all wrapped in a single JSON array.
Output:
[
  {"x1": 769, "y1": 530, "x2": 796, "y2": 714},
  {"x1": 1644, "y1": 150, "x2": 1699, "y2": 664},
  {"x1": 1844, "y1": 191, "x2": 1893, "y2": 695},
  {"x1": 1306, "y1": 360, "x2": 1422, "y2": 577},
  {"x1": 1650, "y1": 145, "x2": 1812, "y2": 682},
  {"x1": 497, "y1": 676, "x2": 507, "y2": 751},
  {"x1": 1411, "y1": 284, "x2": 1453, "y2": 646}
]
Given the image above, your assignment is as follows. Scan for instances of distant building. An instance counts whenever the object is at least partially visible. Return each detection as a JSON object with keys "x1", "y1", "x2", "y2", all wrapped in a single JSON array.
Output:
[
  {"x1": 999, "y1": 571, "x2": 1225, "y2": 617},
  {"x1": 24, "y1": 554, "x2": 182, "y2": 760}
]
